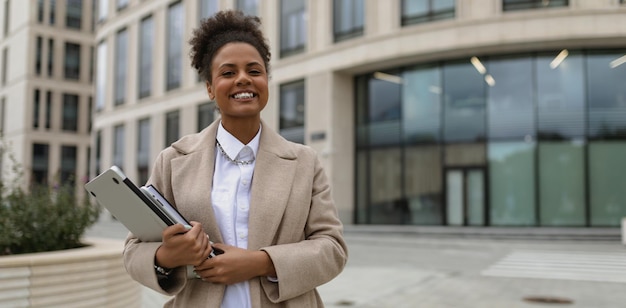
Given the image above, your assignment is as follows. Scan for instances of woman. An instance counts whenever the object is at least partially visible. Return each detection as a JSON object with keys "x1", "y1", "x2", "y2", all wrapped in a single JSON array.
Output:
[{"x1": 123, "y1": 10, "x2": 348, "y2": 307}]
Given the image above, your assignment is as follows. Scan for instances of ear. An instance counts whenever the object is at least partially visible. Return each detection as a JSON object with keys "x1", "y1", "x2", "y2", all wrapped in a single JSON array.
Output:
[{"x1": 205, "y1": 81, "x2": 215, "y2": 100}]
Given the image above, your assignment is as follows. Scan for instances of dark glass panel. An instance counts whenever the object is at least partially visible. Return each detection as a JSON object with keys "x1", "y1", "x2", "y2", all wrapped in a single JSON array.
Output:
[
  {"x1": 442, "y1": 61, "x2": 486, "y2": 142},
  {"x1": 488, "y1": 141, "x2": 536, "y2": 225},
  {"x1": 536, "y1": 51, "x2": 585, "y2": 139},
  {"x1": 587, "y1": 51, "x2": 626, "y2": 139},
  {"x1": 402, "y1": 65, "x2": 441, "y2": 143}
]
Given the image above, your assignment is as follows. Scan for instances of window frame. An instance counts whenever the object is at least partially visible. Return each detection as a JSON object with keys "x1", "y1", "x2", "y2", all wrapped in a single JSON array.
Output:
[
  {"x1": 502, "y1": 0, "x2": 569, "y2": 11},
  {"x1": 401, "y1": 0, "x2": 455, "y2": 26},
  {"x1": 64, "y1": 42, "x2": 81, "y2": 80},
  {"x1": 279, "y1": 79, "x2": 306, "y2": 144},
  {"x1": 333, "y1": 0, "x2": 365, "y2": 42},
  {"x1": 279, "y1": 0, "x2": 307, "y2": 58}
]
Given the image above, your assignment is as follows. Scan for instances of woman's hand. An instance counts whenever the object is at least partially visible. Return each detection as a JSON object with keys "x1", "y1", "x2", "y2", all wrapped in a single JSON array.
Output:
[
  {"x1": 155, "y1": 221, "x2": 213, "y2": 269},
  {"x1": 193, "y1": 243, "x2": 276, "y2": 285}
]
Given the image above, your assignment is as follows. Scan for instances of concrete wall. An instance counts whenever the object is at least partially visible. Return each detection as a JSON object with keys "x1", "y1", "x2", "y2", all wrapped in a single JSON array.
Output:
[{"x1": 0, "y1": 238, "x2": 141, "y2": 308}]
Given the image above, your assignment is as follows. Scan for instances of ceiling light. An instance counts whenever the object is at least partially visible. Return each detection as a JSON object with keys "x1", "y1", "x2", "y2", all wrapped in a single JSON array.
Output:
[
  {"x1": 550, "y1": 49, "x2": 569, "y2": 69},
  {"x1": 373, "y1": 72, "x2": 403, "y2": 84},
  {"x1": 484, "y1": 74, "x2": 495, "y2": 87},
  {"x1": 610, "y1": 55, "x2": 626, "y2": 69},
  {"x1": 471, "y1": 57, "x2": 487, "y2": 75}
]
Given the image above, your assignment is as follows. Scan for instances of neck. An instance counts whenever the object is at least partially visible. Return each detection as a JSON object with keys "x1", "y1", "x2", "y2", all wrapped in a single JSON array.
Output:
[{"x1": 220, "y1": 117, "x2": 261, "y2": 144}]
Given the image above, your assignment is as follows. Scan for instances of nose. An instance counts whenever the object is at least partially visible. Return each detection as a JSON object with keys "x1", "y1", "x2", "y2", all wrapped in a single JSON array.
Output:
[{"x1": 236, "y1": 72, "x2": 252, "y2": 86}]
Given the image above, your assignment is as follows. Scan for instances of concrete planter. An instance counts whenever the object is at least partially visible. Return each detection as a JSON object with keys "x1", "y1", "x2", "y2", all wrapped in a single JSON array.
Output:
[{"x1": 0, "y1": 238, "x2": 141, "y2": 307}]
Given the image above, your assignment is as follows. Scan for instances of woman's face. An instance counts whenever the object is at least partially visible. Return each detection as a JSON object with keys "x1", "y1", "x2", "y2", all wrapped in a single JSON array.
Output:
[{"x1": 206, "y1": 42, "x2": 268, "y2": 123}]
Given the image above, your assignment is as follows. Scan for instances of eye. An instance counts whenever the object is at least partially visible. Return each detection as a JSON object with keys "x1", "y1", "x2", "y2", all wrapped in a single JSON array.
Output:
[
  {"x1": 221, "y1": 71, "x2": 234, "y2": 77},
  {"x1": 249, "y1": 69, "x2": 262, "y2": 75}
]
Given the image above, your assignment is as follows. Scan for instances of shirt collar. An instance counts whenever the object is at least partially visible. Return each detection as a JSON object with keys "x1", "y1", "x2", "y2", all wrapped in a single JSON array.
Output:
[{"x1": 216, "y1": 122, "x2": 261, "y2": 161}]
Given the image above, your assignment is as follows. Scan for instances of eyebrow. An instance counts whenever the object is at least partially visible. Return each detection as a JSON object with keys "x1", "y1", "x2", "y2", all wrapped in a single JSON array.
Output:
[{"x1": 218, "y1": 62, "x2": 264, "y2": 69}]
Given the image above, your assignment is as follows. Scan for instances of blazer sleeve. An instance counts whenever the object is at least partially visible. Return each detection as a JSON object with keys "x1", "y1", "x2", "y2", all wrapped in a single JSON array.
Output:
[
  {"x1": 122, "y1": 150, "x2": 188, "y2": 296},
  {"x1": 260, "y1": 154, "x2": 348, "y2": 302}
]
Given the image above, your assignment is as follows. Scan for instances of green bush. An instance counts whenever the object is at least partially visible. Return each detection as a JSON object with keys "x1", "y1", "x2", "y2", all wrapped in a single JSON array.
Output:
[{"x1": 0, "y1": 182, "x2": 100, "y2": 255}]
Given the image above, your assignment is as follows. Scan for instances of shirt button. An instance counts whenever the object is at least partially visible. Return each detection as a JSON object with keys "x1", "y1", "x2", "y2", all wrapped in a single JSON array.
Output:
[{"x1": 242, "y1": 179, "x2": 249, "y2": 186}]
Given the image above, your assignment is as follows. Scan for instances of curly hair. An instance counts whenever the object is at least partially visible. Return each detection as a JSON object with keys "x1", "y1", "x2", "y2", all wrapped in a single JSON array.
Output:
[{"x1": 189, "y1": 10, "x2": 271, "y2": 83}]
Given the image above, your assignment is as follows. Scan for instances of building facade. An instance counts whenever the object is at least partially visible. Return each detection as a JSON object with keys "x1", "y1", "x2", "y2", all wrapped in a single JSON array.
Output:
[
  {"x1": 0, "y1": 0, "x2": 95, "y2": 196},
  {"x1": 93, "y1": 0, "x2": 626, "y2": 227}
]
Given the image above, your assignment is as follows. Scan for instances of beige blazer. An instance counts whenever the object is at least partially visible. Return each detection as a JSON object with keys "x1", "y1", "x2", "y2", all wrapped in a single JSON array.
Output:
[{"x1": 123, "y1": 120, "x2": 348, "y2": 307}]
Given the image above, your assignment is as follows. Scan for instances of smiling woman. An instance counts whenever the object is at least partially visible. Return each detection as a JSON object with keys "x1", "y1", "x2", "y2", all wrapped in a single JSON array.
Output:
[{"x1": 122, "y1": 10, "x2": 347, "y2": 308}]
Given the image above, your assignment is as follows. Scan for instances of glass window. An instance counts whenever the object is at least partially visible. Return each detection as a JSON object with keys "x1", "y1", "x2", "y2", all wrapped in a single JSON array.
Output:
[
  {"x1": 538, "y1": 142, "x2": 585, "y2": 226},
  {"x1": 35, "y1": 36, "x2": 42, "y2": 75},
  {"x1": 95, "y1": 130, "x2": 102, "y2": 175},
  {"x1": 587, "y1": 51, "x2": 626, "y2": 140},
  {"x1": 117, "y1": 0, "x2": 129, "y2": 10},
  {"x1": 113, "y1": 124, "x2": 125, "y2": 169},
  {"x1": 442, "y1": 61, "x2": 486, "y2": 142},
  {"x1": 0, "y1": 97, "x2": 4, "y2": 136},
  {"x1": 279, "y1": 80, "x2": 305, "y2": 144},
  {"x1": 280, "y1": 0, "x2": 306, "y2": 57},
  {"x1": 357, "y1": 71, "x2": 402, "y2": 146},
  {"x1": 166, "y1": 2, "x2": 183, "y2": 91},
  {"x1": 88, "y1": 96, "x2": 92, "y2": 131},
  {"x1": 333, "y1": 0, "x2": 364, "y2": 42},
  {"x1": 489, "y1": 141, "x2": 536, "y2": 225},
  {"x1": 3, "y1": 0, "x2": 8, "y2": 36},
  {"x1": 137, "y1": 118, "x2": 150, "y2": 185},
  {"x1": 33, "y1": 89, "x2": 40, "y2": 129},
  {"x1": 197, "y1": 102, "x2": 215, "y2": 132},
  {"x1": 37, "y1": 0, "x2": 44, "y2": 23},
  {"x1": 45, "y1": 91, "x2": 52, "y2": 129},
  {"x1": 402, "y1": 65, "x2": 441, "y2": 143},
  {"x1": 62, "y1": 93, "x2": 79, "y2": 131},
  {"x1": 115, "y1": 28, "x2": 127, "y2": 105},
  {"x1": 199, "y1": 0, "x2": 218, "y2": 21},
  {"x1": 236, "y1": 0, "x2": 258, "y2": 16},
  {"x1": 368, "y1": 148, "x2": 404, "y2": 224},
  {"x1": 96, "y1": 40, "x2": 106, "y2": 110},
  {"x1": 32, "y1": 143, "x2": 49, "y2": 185},
  {"x1": 98, "y1": 0, "x2": 108, "y2": 21},
  {"x1": 355, "y1": 150, "x2": 368, "y2": 224},
  {"x1": 138, "y1": 16, "x2": 153, "y2": 99},
  {"x1": 50, "y1": 0, "x2": 55, "y2": 25},
  {"x1": 1, "y1": 47, "x2": 7, "y2": 85},
  {"x1": 487, "y1": 56, "x2": 534, "y2": 140},
  {"x1": 60, "y1": 145, "x2": 77, "y2": 185},
  {"x1": 404, "y1": 145, "x2": 443, "y2": 225},
  {"x1": 503, "y1": 0, "x2": 569, "y2": 11},
  {"x1": 401, "y1": 0, "x2": 455, "y2": 26},
  {"x1": 64, "y1": 42, "x2": 81, "y2": 80},
  {"x1": 165, "y1": 110, "x2": 180, "y2": 145},
  {"x1": 48, "y1": 39, "x2": 54, "y2": 77},
  {"x1": 66, "y1": 0, "x2": 82, "y2": 29},
  {"x1": 537, "y1": 50, "x2": 585, "y2": 140},
  {"x1": 589, "y1": 142, "x2": 626, "y2": 226},
  {"x1": 89, "y1": 46, "x2": 94, "y2": 82}
]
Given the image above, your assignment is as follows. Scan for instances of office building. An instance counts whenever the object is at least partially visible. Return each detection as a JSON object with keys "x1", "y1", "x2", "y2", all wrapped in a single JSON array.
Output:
[
  {"x1": 0, "y1": 0, "x2": 95, "y2": 196},
  {"x1": 86, "y1": 0, "x2": 626, "y2": 227}
]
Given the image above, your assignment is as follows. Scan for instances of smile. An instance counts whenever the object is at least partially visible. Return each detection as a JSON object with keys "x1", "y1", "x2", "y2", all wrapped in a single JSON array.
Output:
[{"x1": 232, "y1": 92, "x2": 255, "y2": 99}]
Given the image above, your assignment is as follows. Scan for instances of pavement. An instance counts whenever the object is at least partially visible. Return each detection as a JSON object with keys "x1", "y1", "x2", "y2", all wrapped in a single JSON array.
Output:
[{"x1": 86, "y1": 219, "x2": 626, "y2": 308}]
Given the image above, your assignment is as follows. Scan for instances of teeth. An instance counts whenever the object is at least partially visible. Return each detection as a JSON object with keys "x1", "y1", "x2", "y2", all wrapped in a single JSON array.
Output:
[{"x1": 233, "y1": 92, "x2": 253, "y2": 99}]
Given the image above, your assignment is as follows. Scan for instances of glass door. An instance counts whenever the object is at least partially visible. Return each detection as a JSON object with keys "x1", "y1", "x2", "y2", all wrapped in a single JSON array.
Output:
[{"x1": 446, "y1": 168, "x2": 486, "y2": 226}]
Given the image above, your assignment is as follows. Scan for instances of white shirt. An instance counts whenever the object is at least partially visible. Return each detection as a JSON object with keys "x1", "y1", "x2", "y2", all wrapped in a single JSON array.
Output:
[{"x1": 212, "y1": 122, "x2": 260, "y2": 308}]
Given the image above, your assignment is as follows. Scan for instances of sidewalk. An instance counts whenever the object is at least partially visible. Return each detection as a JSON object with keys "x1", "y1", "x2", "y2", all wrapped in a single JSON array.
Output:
[{"x1": 87, "y1": 220, "x2": 626, "y2": 308}]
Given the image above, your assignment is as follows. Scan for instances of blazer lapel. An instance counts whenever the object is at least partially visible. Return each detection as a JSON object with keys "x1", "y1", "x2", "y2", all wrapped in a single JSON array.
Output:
[
  {"x1": 247, "y1": 125, "x2": 298, "y2": 250},
  {"x1": 170, "y1": 122, "x2": 224, "y2": 243}
]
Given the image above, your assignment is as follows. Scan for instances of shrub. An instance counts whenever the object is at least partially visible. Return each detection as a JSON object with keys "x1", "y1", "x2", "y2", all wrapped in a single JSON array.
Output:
[
  {"x1": 0, "y1": 182, "x2": 100, "y2": 255},
  {"x1": 0, "y1": 139, "x2": 100, "y2": 255}
]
